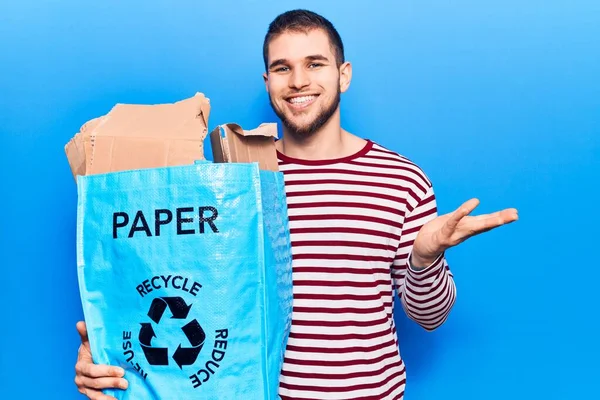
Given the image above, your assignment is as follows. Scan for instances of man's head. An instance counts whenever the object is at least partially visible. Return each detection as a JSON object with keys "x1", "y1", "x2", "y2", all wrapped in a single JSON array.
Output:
[{"x1": 263, "y1": 10, "x2": 352, "y2": 138}]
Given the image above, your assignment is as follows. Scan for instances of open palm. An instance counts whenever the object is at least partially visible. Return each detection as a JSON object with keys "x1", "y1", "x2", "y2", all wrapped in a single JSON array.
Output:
[{"x1": 412, "y1": 198, "x2": 519, "y2": 265}]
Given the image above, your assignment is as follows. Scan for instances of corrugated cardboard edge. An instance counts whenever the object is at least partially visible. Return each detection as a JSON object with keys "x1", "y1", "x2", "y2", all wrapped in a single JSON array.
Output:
[
  {"x1": 210, "y1": 123, "x2": 279, "y2": 172},
  {"x1": 65, "y1": 93, "x2": 214, "y2": 180},
  {"x1": 64, "y1": 116, "x2": 104, "y2": 181},
  {"x1": 61, "y1": 92, "x2": 210, "y2": 179},
  {"x1": 88, "y1": 92, "x2": 210, "y2": 175},
  {"x1": 64, "y1": 133, "x2": 85, "y2": 182},
  {"x1": 82, "y1": 117, "x2": 105, "y2": 175}
]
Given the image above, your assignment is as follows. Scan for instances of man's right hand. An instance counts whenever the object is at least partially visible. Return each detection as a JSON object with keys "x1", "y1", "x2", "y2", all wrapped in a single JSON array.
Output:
[{"x1": 74, "y1": 321, "x2": 129, "y2": 399}]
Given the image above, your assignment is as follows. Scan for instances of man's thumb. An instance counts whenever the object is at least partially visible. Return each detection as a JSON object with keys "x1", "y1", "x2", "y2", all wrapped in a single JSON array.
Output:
[{"x1": 76, "y1": 321, "x2": 89, "y2": 345}]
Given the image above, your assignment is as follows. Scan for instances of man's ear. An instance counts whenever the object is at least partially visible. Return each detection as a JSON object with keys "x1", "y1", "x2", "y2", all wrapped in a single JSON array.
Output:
[
  {"x1": 263, "y1": 72, "x2": 269, "y2": 92},
  {"x1": 339, "y1": 61, "x2": 352, "y2": 93}
]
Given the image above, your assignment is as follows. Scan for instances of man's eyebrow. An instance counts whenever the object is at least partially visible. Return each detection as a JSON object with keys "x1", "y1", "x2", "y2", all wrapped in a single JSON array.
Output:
[
  {"x1": 305, "y1": 54, "x2": 330, "y2": 62},
  {"x1": 268, "y1": 59, "x2": 288, "y2": 69}
]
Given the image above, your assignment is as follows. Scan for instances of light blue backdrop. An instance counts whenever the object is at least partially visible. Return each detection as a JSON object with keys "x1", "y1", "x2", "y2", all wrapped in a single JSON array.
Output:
[{"x1": 1, "y1": 1, "x2": 598, "y2": 399}]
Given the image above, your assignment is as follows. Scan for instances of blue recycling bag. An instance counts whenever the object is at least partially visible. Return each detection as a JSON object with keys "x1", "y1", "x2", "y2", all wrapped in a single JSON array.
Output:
[{"x1": 76, "y1": 162, "x2": 293, "y2": 399}]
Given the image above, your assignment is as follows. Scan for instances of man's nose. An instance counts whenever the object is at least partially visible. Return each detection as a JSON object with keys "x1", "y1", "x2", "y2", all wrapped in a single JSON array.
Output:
[{"x1": 289, "y1": 68, "x2": 310, "y2": 89}]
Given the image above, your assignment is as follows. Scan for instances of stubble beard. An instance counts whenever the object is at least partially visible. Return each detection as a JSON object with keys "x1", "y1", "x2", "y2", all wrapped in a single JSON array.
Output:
[{"x1": 269, "y1": 85, "x2": 341, "y2": 140}]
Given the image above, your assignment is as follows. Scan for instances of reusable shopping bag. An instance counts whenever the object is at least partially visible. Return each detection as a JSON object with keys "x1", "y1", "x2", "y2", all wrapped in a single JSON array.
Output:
[{"x1": 76, "y1": 161, "x2": 293, "y2": 399}]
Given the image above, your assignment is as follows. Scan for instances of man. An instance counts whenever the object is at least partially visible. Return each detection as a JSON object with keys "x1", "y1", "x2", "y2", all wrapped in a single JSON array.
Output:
[{"x1": 74, "y1": 9, "x2": 518, "y2": 400}]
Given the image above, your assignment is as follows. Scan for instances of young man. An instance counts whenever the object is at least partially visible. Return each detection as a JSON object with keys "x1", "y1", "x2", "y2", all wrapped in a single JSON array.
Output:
[{"x1": 74, "y1": 9, "x2": 518, "y2": 400}]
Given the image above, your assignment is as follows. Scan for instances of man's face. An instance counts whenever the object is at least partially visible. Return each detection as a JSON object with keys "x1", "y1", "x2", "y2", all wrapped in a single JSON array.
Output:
[{"x1": 264, "y1": 28, "x2": 351, "y2": 137}]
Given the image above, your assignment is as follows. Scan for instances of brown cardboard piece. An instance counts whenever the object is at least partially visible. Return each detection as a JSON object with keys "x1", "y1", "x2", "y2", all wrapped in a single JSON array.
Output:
[
  {"x1": 210, "y1": 123, "x2": 279, "y2": 172},
  {"x1": 65, "y1": 117, "x2": 103, "y2": 179},
  {"x1": 64, "y1": 132, "x2": 86, "y2": 180},
  {"x1": 88, "y1": 92, "x2": 210, "y2": 175},
  {"x1": 82, "y1": 117, "x2": 103, "y2": 175},
  {"x1": 65, "y1": 93, "x2": 280, "y2": 180},
  {"x1": 64, "y1": 92, "x2": 211, "y2": 178}
]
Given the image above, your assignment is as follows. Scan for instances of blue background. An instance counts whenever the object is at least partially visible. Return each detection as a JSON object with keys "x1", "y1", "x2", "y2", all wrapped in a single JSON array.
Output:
[{"x1": 1, "y1": 0, "x2": 598, "y2": 399}]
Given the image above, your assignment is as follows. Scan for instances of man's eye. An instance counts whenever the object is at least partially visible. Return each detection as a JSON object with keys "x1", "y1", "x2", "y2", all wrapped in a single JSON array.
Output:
[
  {"x1": 275, "y1": 66, "x2": 289, "y2": 72},
  {"x1": 309, "y1": 63, "x2": 323, "y2": 68}
]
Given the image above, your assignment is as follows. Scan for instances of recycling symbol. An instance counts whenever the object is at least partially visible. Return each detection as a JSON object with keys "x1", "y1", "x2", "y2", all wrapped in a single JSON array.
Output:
[{"x1": 139, "y1": 296, "x2": 206, "y2": 369}]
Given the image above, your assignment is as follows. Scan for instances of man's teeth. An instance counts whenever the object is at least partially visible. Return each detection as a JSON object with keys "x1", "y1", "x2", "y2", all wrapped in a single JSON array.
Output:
[{"x1": 289, "y1": 96, "x2": 316, "y2": 104}]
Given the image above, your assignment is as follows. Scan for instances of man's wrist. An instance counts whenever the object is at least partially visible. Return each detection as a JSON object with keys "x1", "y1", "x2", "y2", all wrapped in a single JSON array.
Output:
[{"x1": 410, "y1": 252, "x2": 439, "y2": 270}]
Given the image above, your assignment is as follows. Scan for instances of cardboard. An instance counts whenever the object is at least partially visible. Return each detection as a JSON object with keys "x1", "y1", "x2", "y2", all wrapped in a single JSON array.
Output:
[
  {"x1": 65, "y1": 132, "x2": 86, "y2": 180},
  {"x1": 65, "y1": 93, "x2": 280, "y2": 180},
  {"x1": 87, "y1": 92, "x2": 210, "y2": 175},
  {"x1": 64, "y1": 92, "x2": 211, "y2": 178},
  {"x1": 81, "y1": 117, "x2": 103, "y2": 175},
  {"x1": 65, "y1": 117, "x2": 102, "y2": 180},
  {"x1": 210, "y1": 123, "x2": 279, "y2": 172}
]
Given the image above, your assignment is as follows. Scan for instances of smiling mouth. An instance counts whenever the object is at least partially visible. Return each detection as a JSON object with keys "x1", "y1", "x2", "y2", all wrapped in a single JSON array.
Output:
[{"x1": 286, "y1": 94, "x2": 318, "y2": 109}]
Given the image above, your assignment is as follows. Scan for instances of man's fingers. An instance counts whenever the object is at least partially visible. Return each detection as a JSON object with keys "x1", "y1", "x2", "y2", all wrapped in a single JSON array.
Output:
[
  {"x1": 443, "y1": 198, "x2": 480, "y2": 235},
  {"x1": 73, "y1": 324, "x2": 127, "y2": 399},
  {"x1": 458, "y1": 208, "x2": 519, "y2": 240},
  {"x1": 442, "y1": 204, "x2": 518, "y2": 246},
  {"x1": 77, "y1": 343, "x2": 92, "y2": 363},
  {"x1": 500, "y1": 208, "x2": 519, "y2": 223},
  {"x1": 473, "y1": 208, "x2": 519, "y2": 223},
  {"x1": 78, "y1": 387, "x2": 118, "y2": 400},
  {"x1": 481, "y1": 209, "x2": 518, "y2": 230},
  {"x1": 77, "y1": 321, "x2": 89, "y2": 345},
  {"x1": 453, "y1": 198, "x2": 480, "y2": 223},
  {"x1": 75, "y1": 375, "x2": 128, "y2": 391},
  {"x1": 76, "y1": 361, "x2": 125, "y2": 379}
]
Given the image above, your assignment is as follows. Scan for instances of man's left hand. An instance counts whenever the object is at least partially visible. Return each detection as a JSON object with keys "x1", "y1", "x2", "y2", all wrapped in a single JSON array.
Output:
[{"x1": 411, "y1": 198, "x2": 519, "y2": 268}]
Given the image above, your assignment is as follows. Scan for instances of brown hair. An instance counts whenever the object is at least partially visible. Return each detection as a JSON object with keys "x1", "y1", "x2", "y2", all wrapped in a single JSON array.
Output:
[{"x1": 263, "y1": 9, "x2": 345, "y2": 71}]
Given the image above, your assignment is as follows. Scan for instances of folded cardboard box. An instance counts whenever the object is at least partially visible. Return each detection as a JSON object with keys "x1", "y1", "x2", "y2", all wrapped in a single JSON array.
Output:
[{"x1": 210, "y1": 122, "x2": 279, "y2": 172}]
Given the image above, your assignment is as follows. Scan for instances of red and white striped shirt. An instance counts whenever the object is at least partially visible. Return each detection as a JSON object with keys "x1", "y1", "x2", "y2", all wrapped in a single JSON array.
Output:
[{"x1": 276, "y1": 140, "x2": 457, "y2": 400}]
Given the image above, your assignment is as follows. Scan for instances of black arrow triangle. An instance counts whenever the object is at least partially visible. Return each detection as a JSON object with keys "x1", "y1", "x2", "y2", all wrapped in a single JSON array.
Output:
[
  {"x1": 138, "y1": 323, "x2": 168, "y2": 365},
  {"x1": 139, "y1": 323, "x2": 156, "y2": 346},
  {"x1": 182, "y1": 319, "x2": 206, "y2": 347},
  {"x1": 148, "y1": 298, "x2": 168, "y2": 324},
  {"x1": 172, "y1": 344, "x2": 202, "y2": 369},
  {"x1": 172, "y1": 319, "x2": 206, "y2": 369},
  {"x1": 141, "y1": 344, "x2": 169, "y2": 366},
  {"x1": 162, "y1": 297, "x2": 192, "y2": 319},
  {"x1": 148, "y1": 297, "x2": 192, "y2": 323}
]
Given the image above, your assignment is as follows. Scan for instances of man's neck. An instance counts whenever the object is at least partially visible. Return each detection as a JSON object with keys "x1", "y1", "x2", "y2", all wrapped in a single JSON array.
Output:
[{"x1": 276, "y1": 112, "x2": 366, "y2": 161}]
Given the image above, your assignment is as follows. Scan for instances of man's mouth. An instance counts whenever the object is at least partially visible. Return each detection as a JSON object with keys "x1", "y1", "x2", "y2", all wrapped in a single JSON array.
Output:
[{"x1": 286, "y1": 94, "x2": 318, "y2": 109}]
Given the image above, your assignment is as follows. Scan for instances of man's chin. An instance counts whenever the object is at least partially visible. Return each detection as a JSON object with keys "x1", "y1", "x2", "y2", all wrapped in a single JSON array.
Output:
[
  {"x1": 281, "y1": 116, "x2": 319, "y2": 136},
  {"x1": 270, "y1": 96, "x2": 339, "y2": 138}
]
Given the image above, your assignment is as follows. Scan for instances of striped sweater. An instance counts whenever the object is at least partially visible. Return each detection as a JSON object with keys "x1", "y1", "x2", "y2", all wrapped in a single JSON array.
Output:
[{"x1": 276, "y1": 140, "x2": 457, "y2": 400}]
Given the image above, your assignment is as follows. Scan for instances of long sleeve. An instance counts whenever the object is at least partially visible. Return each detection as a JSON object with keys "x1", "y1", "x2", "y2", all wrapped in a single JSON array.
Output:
[{"x1": 392, "y1": 185, "x2": 457, "y2": 331}]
